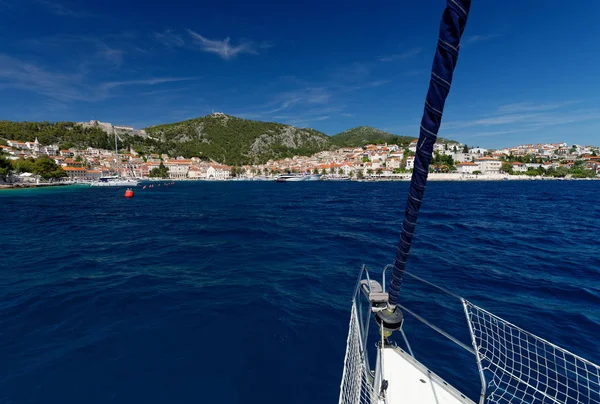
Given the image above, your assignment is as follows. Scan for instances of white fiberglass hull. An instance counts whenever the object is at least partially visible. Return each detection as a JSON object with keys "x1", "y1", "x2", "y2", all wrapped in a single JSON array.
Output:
[{"x1": 90, "y1": 179, "x2": 140, "y2": 187}]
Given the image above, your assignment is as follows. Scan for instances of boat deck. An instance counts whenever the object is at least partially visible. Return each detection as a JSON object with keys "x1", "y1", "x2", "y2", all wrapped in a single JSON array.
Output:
[{"x1": 380, "y1": 347, "x2": 474, "y2": 404}]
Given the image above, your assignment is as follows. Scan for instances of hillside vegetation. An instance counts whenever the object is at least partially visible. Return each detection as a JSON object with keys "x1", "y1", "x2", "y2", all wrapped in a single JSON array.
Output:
[
  {"x1": 143, "y1": 114, "x2": 332, "y2": 165},
  {"x1": 331, "y1": 126, "x2": 416, "y2": 147},
  {"x1": 0, "y1": 116, "x2": 458, "y2": 165},
  {"x1": 0, "y1": 121, "x2": 119, "y2": 150}
]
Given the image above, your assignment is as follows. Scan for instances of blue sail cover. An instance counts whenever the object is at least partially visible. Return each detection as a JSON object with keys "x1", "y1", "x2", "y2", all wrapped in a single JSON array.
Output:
[{"x1": 388, "y1": 0, "x2": 471, "y2": 307}]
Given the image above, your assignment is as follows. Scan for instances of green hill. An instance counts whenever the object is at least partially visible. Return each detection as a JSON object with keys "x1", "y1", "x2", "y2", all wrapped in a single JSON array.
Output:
[
  {"x1": 0, "y1": 121, "x2": 118, "y2": 150},
  {"x1": 330, "y1": 126, "x2": 416, "y2": 147},
  {"x1": 330, "y1": 126, "x2": 459, "y2": 148},
  {"x1": 0, "y1": 117, "x2": 460, "y2": 165},
  {"x1": 143, "y1": 113, "x2": 332, "y2": 165}
]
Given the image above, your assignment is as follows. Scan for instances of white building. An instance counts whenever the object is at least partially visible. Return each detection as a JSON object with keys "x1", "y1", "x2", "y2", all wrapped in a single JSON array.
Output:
[
  {"x1": 475, "y1": 158, "x2": 502, "y2": 174},
  {"x1": 386, "y1": 158, "x2": 402, "y2": 170},
  {"x1": 187, "y1": 166, "x2": 207, "y2": 179},
  {"x1": 408, "y1": 140, "x2": 418, "y2": 153},
  {"x1": 511, "y1": 162, "x2": 527, "y2": 172},
  {"x1": 207, "y1": 164, "x2": 231, "y2": 179},
  {"x1": 166, "y1": 163, "x2": 189, "y2": 179},
  {"x1": 456, "y1": 162, "x2": 478, "y2": 174},
  {"x1": 405, "y1": 156, "x2": 415, "y2": 170},
  {"x1": 470, "y1": 147, "x2": 488, "y2": 155},
  {"x1": 451, "y1": 152, "x2": 475, "y2": 163}
]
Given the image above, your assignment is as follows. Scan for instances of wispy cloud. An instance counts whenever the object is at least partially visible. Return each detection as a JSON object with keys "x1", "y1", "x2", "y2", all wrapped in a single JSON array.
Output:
[
  {"x1": 37, "y1": 0, "x2": 89, "y2": 17},
  {"x1": 0, "y1": 53, "x2": 196, "y2": 102},
  {"x1": 152, "y1": 30, "x2": 185, "y2": 48},
  {"x1": 497, "y1": 100, "x2": 582, "y2": 114},
  {"x1": 378, "y1": 48, "x2": 422, "y2": 62},
  {"x1": 463, "y1": 34, "x2": 501, "y2": 45},
  {"x1": 329, "y1": 62, "x2": 370, "y2": 81},
  {"x1": 187, "y1": 30, "x2": 263, "y2": 60},
  {"x1": 0, "y1": 54, "x2": 87, "y2": 101},
  {"x1": 441, "y1": 99, "x2": 600, "y2": 140},
  {"x1": 95, "y1": 43, "x2": 125, "y2": 68},
  {"x1": 20, "y1": 33, "x2": 138, "y2": 71},
  {"x1": 265, "y1": 87, "x2": 332, "y2": 114},
  {"x1": 340, "y1": 112, "x2": 355, "y2": 118},
  {"x1": 100, "y1": 77, "x2": 197, "y2": 91}
]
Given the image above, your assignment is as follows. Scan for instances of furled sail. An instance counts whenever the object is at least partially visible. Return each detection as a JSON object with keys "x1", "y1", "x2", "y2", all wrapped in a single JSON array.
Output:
[{"x1": 388, "y1": 0, "x2": 472, "y2": 307}]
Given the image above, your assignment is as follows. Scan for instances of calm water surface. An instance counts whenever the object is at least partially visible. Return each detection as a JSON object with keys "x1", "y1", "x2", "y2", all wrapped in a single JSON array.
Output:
[{"x1": 1, "y1": 181, "x2": 599, "y2": 403}]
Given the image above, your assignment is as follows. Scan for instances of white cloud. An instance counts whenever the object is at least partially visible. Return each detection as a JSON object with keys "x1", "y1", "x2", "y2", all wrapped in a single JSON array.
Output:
[
  {"x1": 463, "y1": 34, "x2": 501, "y2": 45},
  {"x1": 0, "y1": 53, "x2": 197, "y2": 102},
  {"x1": 37, "y1": 0, "x2": 89, "y2": 17},
  {"x1": 100, "y1": 77, "x2": 198, "y2": 91},
  {"x1": 187, "y1": 30, "x2": 260, "y2": 60},
  {"x1": 95, "y1": 43, "x2": 125, "y2": 68},
  {"x1": 497, "y1": 100, "x2": 582, "y2": 114},
  {"x1": 378, "y1": 48, "x2": 422, "y2": 62},
  {"x1": 153, "y1": 30, "x2": 185, "y2": 48}
]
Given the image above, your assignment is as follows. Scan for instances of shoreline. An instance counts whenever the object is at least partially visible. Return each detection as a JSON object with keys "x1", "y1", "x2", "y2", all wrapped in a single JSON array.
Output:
[{"x1": 0, "y1": 183, "x2": 74, "y2": 190}]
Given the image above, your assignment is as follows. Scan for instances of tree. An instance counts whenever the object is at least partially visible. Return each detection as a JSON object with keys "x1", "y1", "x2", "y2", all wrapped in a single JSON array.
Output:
[
  {"x1": 463, "y1": 144, "x2": 469, "y2": 153},
  {"x1": 501, "y1": 162, "x2": 514, "y2": 174},
  {"x1": 329, "y1": 166, "x2": 335, "y2": 174},
  {"x1": 338, "y1": 168, "x2": 343, "y2": 175},
  {"x1": 33, "y1": 156, "x2": 66, "y2": 180},
  {"x1": 0, "y1": 155, "x2": 11, "y2": 181},
  {"x1": 376, "y1": 168, "x2": 383, "y2": 176},
  {"x1": 149, "y1": 162, "x2": 169, "y2": 178},
  {"x1": 366, "y1": 168, "x2": 373, "y2": 176},
  {"x1": 357, "y1": 171, "x2": 364, "y2": 179},
  {"x1": 473, "y1": 170, "x2": 482, "y2": 175},
  {"x1": 11, "y1": 158, "x2": 36, "y2": 174},
  {"x1": 349, "y1": 171, "x2": 354, "y2": 178},
  {"x1": 453, "y1": 145, "x2": 458, "y2": 152},
  {"x1": 362, "y1": 156, "x2": 370, "y2": 163},
  {"x1": 321, "y1": 169, "x2": 326, "y2": 175},
  {"x1": 313, "y1": 168, "x2": 319, "y2": 174}
]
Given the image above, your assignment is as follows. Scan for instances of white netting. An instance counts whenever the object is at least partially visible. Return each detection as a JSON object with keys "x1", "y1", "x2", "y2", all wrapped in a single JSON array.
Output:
[
  {"x1": 464, "y1": 301, "x2": 600, "y2": 404},
  {"x1": 339, "y1": 301, "x2": 377, "y2": 404}
]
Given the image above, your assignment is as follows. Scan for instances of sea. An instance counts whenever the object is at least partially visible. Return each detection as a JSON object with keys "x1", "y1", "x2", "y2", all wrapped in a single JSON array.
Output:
[{"x1": 1, "y1": 181, "x2": 599, "y2": 403}]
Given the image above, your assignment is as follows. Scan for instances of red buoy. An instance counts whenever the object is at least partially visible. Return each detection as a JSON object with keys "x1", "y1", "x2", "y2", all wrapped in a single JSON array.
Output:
[{"x1": 124, "y1": 188, "x2": 134, "y2": 198}]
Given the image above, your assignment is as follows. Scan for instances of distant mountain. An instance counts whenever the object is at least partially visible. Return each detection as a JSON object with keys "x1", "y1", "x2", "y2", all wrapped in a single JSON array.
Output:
[
  {"x1": 0, "y1": 116, "x2": 460, "y2": 165},
  {"x1": 330, "y1": 126, "x2": 416, "y2": 147},
  {"x1": 330, "y1": 126, "x2": 459, "y2": 148},
  {"x1": 143, "y1": 113, "x2": 333, "y2": 165}
]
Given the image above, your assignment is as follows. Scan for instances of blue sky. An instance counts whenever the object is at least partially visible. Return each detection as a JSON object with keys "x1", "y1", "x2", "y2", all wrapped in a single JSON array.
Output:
[{"x1": 0, "y1": 0, "x2": 599, "y2": 148}]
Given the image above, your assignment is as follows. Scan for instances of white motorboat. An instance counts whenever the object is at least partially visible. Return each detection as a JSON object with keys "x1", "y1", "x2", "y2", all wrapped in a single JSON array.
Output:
[{"x1": 90, "y1": 176, "x2": 140, "y2": 187}]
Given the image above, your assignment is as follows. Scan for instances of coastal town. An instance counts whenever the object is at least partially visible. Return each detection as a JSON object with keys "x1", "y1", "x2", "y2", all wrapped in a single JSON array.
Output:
[{"x1": 1, "y1": 133, "x2": 599, "y2": 184}]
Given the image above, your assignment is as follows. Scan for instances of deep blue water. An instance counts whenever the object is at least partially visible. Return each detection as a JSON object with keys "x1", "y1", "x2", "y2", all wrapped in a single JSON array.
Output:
[{"x1": 1, "y1": 181, "x2": 599, "y2": 403}]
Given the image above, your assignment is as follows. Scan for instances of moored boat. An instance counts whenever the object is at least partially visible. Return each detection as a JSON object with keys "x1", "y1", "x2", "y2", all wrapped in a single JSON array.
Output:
[
  {"x1": 90, "y1": 176, "x2": 140, "y2": 187},
  {"x1": 275, "y1": 174, "x2": 307, "y2": 182}
]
